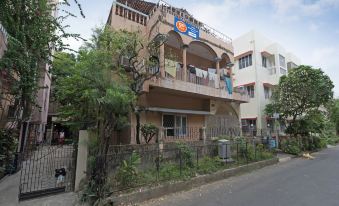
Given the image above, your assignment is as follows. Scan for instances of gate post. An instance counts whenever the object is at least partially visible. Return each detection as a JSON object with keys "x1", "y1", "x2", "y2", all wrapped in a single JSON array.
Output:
[{"x1": 75, "y1": 130, "x2": 89, "y2": 192}]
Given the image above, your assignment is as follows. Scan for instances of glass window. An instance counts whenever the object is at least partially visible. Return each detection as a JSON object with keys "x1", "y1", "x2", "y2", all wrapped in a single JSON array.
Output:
[
  {"x1": 246, "y1": 85, "x2": 255, "y2": 98},
  {"x1": 280, "y1": 67, "x2": 287, "y2": 75},
  {"x1": 163, "y1": 115, "x2": 187, "y2": 137},
  {"x1": 239, "y1": 54, "x2": 252, "y2": 69},
  {"x1": 279, "y1": 54, "x2": 285, "y2": 68},
  {"x1": 262, "y1": 56, "x2": 267, "y2": 68}
]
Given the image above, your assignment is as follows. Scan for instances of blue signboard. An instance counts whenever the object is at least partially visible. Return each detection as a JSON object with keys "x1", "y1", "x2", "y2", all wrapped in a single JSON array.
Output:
[{"x1": 174, "y1": 16, "x2": 199, "y2": 40}]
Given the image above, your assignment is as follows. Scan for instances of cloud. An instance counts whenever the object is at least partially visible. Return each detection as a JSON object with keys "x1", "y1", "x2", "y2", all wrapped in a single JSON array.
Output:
[
  {"x1": 309, "y1": 46, "x2": 339, "y2": 96},
  {"x1": 271, "y1": 0, "x2": 339, "y2": 22}
]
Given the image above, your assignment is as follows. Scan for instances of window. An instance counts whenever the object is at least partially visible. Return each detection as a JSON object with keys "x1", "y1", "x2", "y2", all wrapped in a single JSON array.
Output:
[
  {"x1": 246, "y1": 85, "x2": 255, "y2": 98},
  {"x1": 241, "y1": 119, "x2": 257, "y2": 135},
  {"x1": 262, "y1": 56, "x2": 267, "y2": 68},
  {"x1": 238, "y1": 54, "x2": 252, "y2": 69},
  {"x1": 264, "y1": 86, "x2": 271, "y2": 99},
  {"x1": 163, "y1": 114, "x2": 187, "y2": 137},
  {"x1": 279, "y1": 54, "x2": 285, "y2": 68},
  {"x1": 287, "y1": 62, "x2": 297, "y2": 70},
  {"x1": 280, "y1": 68, "x2": 287, "y2": 75}
]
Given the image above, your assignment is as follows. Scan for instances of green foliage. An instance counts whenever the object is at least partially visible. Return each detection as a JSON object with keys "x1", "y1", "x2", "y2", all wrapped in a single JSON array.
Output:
[
  {"x1": 116, "y1": 151, "x2": 141, "y2": 187},
  {"x1": 329, "y1": 99, "x2": 339, "y2": 135},
  {"x1": 197, "y1": 156, "x2": 223, "y2": 174},
  {"x1": 140, "y1": 123, "x2": 158, "y2": 144},
  {"x1": 265, "y1": 65, "x2": 334, "y2": 137},
  {"x1": 176, "y1": 142, "x2": 194, "y2": 168},
  {"x1": 0, "y1": 129, "x2": 17, "y2": 175},
  {"x1": 281, "y1": 139, "x2": 301, "y2": 155},
  {"x1": 0, "y1": 0, "x2": 83, "y2": 122}
]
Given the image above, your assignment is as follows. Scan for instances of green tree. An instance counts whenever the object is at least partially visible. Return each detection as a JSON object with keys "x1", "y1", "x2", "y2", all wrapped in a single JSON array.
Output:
[
  {"x1": 265, "y1": 65, "x2": 334, "y2": 136},
  {"x1": 329, "y1": 99, "x2": 339, "y2": 135},
  {"x1": 0, "y1": 0, "x2": 83, "y2": 127},
  {"x1": 123, "y1": 33, "x2": 167, "y2": 144}
]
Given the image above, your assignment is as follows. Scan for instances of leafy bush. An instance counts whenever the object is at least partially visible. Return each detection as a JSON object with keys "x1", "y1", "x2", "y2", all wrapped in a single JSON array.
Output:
[
  {"x1": 176, "y1": 142, "x2": 194, "y2": 168},
  {"x1": 281, "y1": 139, "x2": 301, "y2": 155},
  {"x1": 197, "y1": 156, "x2": 222, "y2": 174},
  {"x1": 116, "y1": 151, "x2": 141, "y2": 187},
  {"x1": 141, "y1": 123, "x2": 158, "y2": 144},
  {"x1": 0, "y1": 129, "x2": 18, "y2": 175}
]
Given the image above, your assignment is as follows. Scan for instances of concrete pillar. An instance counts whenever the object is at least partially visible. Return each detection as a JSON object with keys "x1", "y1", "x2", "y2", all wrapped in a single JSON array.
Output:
[
  {"x1": 199, "y1": 127, "x2": 206, "y2": 142},
  {"x1": 75, "y1": 130, "x2": 89, "y2": 192},
  {"x1": 182, "y1": 44, "x2": 188, "y2": 81},
  {"x1": 159, "y1": 44, "x2": 165, "y2": 78}
]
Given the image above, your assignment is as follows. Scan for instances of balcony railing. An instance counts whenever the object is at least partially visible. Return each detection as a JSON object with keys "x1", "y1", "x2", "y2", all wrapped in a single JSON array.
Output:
[
  {"x1": 165, "y1": 70, "x2": 218, "y2": 89},
  {"x1": 155, "y1": 0, "x2": 232, "y2": 44}
]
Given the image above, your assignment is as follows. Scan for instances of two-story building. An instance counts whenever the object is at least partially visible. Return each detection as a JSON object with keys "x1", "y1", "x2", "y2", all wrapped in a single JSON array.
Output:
[
  {"x1": 233, "y1": 30, "x2": 300, "y2": 136},
  {"x1": 107, "y1": 0, "x2": 249, "y2": 144}
]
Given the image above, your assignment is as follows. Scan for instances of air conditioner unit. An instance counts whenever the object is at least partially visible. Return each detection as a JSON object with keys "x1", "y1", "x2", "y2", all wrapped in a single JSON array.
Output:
[{"x1": 120, "y1": 56, "x2": 130, "y2": 68}]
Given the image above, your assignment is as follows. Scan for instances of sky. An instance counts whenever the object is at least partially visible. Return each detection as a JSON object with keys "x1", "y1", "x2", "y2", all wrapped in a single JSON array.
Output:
[{"x1": 61, "y1": 0, "x2": 339, "y2": 96}]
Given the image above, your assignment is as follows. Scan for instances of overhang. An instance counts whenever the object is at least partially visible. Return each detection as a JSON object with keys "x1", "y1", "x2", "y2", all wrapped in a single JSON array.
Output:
[
  {"x1": 147, "y1": 107, "x2": 211, "y2": 115},
  {"x1": 234, "y1": 50, "x2": 253, "y2": 60}
]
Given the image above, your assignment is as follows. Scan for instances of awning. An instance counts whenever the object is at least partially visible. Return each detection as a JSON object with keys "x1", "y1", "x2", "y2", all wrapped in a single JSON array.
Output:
[
  {"x1": 263, "y1": 83, "x2": 276, "y2": 87},
  {"x1": 147, "y1": 107, "x2": 211, "y2": 115},
  {"x1": 234, "y1": 50, "x2": 253, "y2": 60},
  {"x1": 261, "y1": 51, "x2": 272, "y2": 57},
  {"x1": 241, "y1": 117, "x2": 257, "y2": 120},
  {"x1": 236, "y1": 82, "x2": 255, "y2": 87}
]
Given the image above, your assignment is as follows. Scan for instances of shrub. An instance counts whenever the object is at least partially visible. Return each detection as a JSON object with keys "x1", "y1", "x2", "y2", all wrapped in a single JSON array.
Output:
[
  {"x1": 197, "y1": 156, "x2": 222, "y2": 174},
  {"x1": 281, "y1": 139, "x2": 301, "y2": 155},
  {"x1": 116, "y1": 151, "x2": 141, "y2": 187},
  {"x1": 0, "y1": 129, "x2": 18, "y2": 175},
  {"x1": 176, "y1": 142, "x2": 194, "y2": 168},
  {"x1": 141, "y1": 123, "x2": 158, "y2": 144}
]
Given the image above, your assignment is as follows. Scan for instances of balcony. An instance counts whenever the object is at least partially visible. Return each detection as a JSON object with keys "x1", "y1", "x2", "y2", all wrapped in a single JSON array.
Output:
[{"x1": 149, "y1": 69, "x2": 249, "y2": 103}]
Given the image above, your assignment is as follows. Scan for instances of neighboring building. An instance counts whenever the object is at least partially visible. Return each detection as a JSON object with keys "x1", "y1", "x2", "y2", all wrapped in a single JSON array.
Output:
[
  {"x1": 233, "y1": 30, "x2": 300, "y2": 136},
  {"x1": 106, "y1": 0, "x2": 249, "y2": 144},
  {"x1": 0, "y1": 22, "x2": 14, "y2": 128}
]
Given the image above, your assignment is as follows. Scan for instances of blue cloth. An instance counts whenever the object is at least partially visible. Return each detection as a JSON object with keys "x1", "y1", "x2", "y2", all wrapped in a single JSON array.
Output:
[{"x1": 224, "y1": 76, "x2": 233, "y2": 94}]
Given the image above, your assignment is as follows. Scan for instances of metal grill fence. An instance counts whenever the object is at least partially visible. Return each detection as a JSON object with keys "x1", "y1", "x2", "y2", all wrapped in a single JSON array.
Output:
[{"x1": 97, "y1": 140, "x2": 276, "y2": 194}]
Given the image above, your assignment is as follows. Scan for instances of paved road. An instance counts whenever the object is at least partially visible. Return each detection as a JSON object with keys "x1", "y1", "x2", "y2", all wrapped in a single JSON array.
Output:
[{"x1": 142, "y1": 146, "x2": 339, "y2": 206}]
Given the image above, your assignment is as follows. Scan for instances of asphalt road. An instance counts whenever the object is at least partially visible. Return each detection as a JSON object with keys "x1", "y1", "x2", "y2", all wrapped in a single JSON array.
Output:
[{"x1": 141, "y1": 146, "x2": 339, "y2": 206}]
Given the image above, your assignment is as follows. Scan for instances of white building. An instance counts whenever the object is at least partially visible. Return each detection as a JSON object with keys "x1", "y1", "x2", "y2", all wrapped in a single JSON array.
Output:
[{"x1": 233, "y1": 30, "x2": 300, "y2": 135}]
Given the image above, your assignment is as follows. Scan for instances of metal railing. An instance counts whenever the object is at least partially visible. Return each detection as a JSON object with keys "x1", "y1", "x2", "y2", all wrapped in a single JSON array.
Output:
[
  {"x1": 95, "y1": 141, "x2": 276, "y2": 194},
  {"x1": 156, "y1": 0, "x2": 232, "y2": 44}
]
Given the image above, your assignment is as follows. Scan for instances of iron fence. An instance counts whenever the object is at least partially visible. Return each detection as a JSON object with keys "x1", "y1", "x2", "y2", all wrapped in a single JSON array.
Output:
[{"x1": 96, "y1": 140, "x2": 276, "y2": 194}]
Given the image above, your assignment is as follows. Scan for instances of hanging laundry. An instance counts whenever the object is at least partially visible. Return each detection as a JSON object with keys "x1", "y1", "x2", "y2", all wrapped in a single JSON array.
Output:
[
  {"x1": 188, "y1": 65, "x2": 196, "y2": 74},
  {"x1": 224, "y1": 76, "x2": 233, "y2": 94},
  {"x1": 196, "y1": 67, "x2": 208, "y2": 78},
  {"x1": 165, "y1": 59, "x2": 177, "y2": 78},
  {"x1": 208, "y1": 68, "x2": 216, "y2": 74},
  {"x1": 208, "y1": 72, "x2": 216, "y2": 81}
]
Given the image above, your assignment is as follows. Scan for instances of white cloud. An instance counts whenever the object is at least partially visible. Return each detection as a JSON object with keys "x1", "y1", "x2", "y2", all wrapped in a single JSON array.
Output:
[{"x1": 271, "y1": 0, "x2": 339, "y2": 22}]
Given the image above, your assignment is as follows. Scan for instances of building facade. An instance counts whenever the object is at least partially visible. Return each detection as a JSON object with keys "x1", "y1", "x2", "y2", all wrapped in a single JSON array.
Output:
[
  {"x1": 107, "y1": 0, "x2": 249, "y2": 144},
  {"x1": 0, "y1": 22, "x2": 12, "y2": 128},
  {"x1": 233, "y1": 30, "x2": 300, "y2": 136}
]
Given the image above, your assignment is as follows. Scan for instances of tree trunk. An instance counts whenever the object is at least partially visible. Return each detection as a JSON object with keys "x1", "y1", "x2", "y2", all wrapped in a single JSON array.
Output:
[{"x1": 135, "y1": 111, "x2": 141, "y2": 144}]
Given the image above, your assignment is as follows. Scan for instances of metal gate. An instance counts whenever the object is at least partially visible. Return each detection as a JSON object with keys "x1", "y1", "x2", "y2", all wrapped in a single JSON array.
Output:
[{"x1": 18, "y1": 140, "x2": 77, "y2": 201}]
